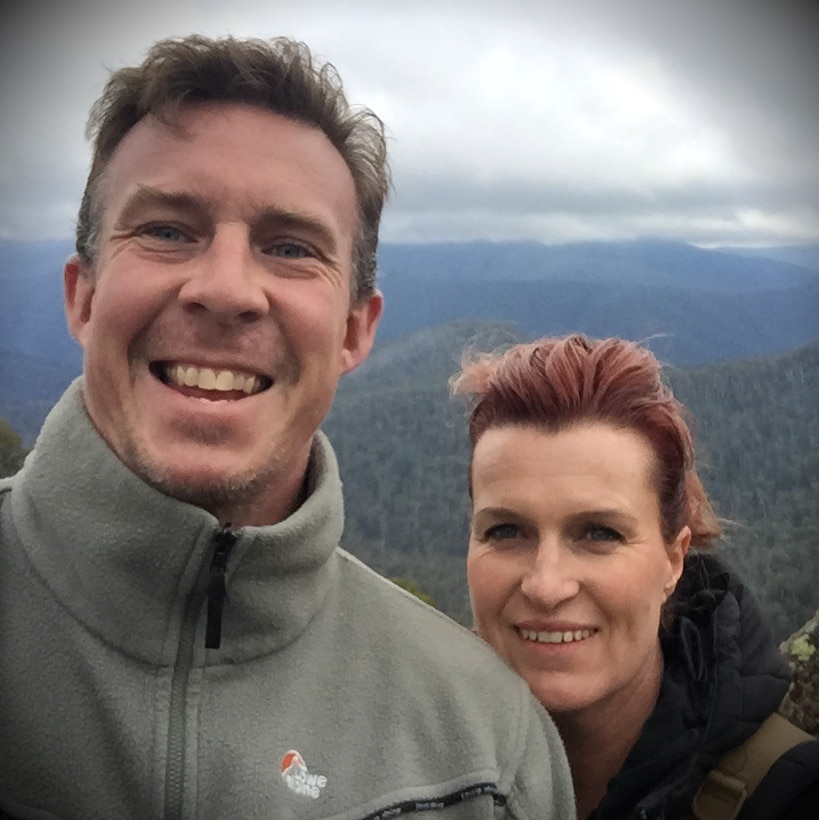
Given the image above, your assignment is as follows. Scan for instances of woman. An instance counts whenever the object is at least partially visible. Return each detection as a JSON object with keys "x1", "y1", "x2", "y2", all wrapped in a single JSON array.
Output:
[{"x1": 451, "y1": 334, "x2": 819, "y2": 820}]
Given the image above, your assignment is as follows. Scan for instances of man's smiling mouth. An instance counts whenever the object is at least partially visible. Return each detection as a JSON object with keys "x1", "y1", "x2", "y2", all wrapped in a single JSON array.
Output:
[{"x1": 152, "y1": 362, "x2": 271, "y2": 396}]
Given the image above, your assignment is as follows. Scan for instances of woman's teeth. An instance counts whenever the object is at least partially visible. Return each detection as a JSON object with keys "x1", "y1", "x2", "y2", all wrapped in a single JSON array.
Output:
[{"x1": 519, "y1": 628, "x2": 595, "y2": 644}]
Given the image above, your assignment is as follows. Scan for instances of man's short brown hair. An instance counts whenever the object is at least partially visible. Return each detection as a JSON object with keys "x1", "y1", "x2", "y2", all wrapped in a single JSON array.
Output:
[{"x1": 76, "y1": 35, "x2": 390, "y2": 299}]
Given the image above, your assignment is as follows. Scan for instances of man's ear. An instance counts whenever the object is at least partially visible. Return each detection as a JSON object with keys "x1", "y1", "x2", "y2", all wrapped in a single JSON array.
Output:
[
  {"x1": 64, "y1": 256, "x2": 95, "y2": 347},
  {"x1": 341, "y1": 289, "x2": 383, "y2": 375}
]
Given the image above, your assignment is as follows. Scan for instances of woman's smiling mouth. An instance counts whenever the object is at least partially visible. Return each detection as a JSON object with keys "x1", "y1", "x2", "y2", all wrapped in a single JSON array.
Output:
[{"x1": 517, "y1": 627, "x2": 598, "y2": 644}]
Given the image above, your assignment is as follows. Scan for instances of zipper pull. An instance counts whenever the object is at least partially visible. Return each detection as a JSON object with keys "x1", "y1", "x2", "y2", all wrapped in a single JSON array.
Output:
[{"x1": 205, "y1": 525, "x2": 238, "y2": 649}]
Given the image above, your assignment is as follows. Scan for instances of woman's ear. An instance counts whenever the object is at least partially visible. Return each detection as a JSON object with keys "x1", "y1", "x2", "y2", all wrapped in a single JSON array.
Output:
[{"x1": 664, "y1": 525, "x2": 691, "y2": 599}]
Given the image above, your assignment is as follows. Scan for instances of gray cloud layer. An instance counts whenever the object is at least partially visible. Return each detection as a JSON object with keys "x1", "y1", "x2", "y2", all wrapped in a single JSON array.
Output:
[{"x1": 1, "y1": 0, "x2": 817, "y2": 246}]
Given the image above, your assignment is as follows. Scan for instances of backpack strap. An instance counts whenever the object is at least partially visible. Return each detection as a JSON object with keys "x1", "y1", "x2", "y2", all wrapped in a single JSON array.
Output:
[{"x1": 686, "y1": 713, "x2": 813, "y2": 820}]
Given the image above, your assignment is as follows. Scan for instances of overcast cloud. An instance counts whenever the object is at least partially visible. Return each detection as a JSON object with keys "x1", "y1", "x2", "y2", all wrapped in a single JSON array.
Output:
[{"x1": 1, "y1": 0, "x2": 817, "y2": 247}]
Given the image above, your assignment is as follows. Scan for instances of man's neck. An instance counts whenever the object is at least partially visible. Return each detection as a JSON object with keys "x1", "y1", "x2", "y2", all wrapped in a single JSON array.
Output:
[{"x1": 208, "y1": 461, "x2": 312, "y2": 528}]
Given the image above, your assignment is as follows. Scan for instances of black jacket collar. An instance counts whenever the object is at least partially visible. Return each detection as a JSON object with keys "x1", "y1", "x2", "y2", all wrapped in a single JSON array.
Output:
[{"x1": 591, "y1": 552, "x2": 790, "y2": 819}]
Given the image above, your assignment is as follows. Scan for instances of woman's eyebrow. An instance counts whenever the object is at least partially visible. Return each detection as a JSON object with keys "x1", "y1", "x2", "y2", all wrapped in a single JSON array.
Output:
[{"x1": 568, "y1": 509, "x2": 639, "y2": 528}]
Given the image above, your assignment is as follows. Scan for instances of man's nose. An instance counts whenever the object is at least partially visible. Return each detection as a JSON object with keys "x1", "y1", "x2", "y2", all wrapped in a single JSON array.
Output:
[
  {"x1": 519, "y1": 542, "x2": 581, "y2": 608},
  {"x1": 177, "y1": 227, "x2": 269, "y2": 322}
]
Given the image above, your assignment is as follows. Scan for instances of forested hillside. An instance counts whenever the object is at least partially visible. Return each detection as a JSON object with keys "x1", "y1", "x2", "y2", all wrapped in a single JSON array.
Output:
[
  {"x1": 0, "y1": 417, "x2": 27, "y2": 477},
  {"x1": 3, "y1": 232, "x2": 817, "y2": 638},
  {"x1": 3, "y1": 318, "x2": 814, "y2": 639},
  {"x1": 324, "y1": 324, "x2": 819, "y2": 639},
  {"x1": 668, "y1": 343, "x2": 819, "y2": 639}
]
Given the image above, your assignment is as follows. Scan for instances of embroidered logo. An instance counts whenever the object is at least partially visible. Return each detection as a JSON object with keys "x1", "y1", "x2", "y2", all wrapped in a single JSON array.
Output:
[{"x1": 280, "y1": 749, "x2": 328, "y2": 799}]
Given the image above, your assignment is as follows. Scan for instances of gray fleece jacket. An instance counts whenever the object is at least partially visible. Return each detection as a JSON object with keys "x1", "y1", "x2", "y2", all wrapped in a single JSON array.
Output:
[{"x1": 0, "y1": 381, "x2": 575, "y2": 820}]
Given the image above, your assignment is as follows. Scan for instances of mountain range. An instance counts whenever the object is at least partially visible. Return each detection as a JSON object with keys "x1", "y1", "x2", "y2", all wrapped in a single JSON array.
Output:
[
  {"x1": 2, "y1": 237, "x2": 818, "y2": 444},
  {"x1": 1, "y1": 237, "x2": 817, "y2": 639}
]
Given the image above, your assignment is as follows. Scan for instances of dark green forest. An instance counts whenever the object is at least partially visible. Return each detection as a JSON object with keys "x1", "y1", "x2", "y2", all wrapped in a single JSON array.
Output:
[
  {"x1": 2, "y1": 325, "x2": 816, "y2": 640},
  {"x1": 324, "y1": 323, "x2": 819, "y2": 640},
  {"x1": 0, "y1": 418, "x2": 27, "y2": 477},
  {"x1": 669, "y1": 342, "x2": 819, "y2": 640}
]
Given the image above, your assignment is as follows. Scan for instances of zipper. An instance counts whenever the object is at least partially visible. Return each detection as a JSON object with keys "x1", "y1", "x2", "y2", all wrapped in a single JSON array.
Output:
[
  {"x1": 164, "y1": 525, "x2": 238, "y2": 819},
  {"x1": 206, "y1": 526, "x2": 238, "y2": 649}
]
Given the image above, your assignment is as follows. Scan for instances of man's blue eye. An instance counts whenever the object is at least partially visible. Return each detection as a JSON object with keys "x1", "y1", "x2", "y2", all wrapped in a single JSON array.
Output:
[
  {"x1": 147, "y1": 225, "x2": 185, "y2": 241},
  {"x1": 271, "y1": 242, "x2": 311, "y2": 259}
]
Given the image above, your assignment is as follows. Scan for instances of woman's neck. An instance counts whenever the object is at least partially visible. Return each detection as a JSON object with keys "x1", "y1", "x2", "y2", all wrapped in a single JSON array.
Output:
[{"x1": 554, "y1": 643, "x2": 665, "y2": 820}]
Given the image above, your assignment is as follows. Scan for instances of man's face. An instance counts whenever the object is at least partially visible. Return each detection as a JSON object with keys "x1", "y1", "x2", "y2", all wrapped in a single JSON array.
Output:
[{"x1": 65, "y1": 103, "x2": 381, "y2": 526}]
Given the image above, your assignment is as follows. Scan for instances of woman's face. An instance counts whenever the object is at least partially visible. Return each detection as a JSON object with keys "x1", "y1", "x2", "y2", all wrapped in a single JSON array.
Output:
[{"x1": 467, "y1": 421, "x2": 689, "y2": 718}]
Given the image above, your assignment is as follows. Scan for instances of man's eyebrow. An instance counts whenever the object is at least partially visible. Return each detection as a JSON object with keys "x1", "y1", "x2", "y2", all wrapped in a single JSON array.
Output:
[
  {"x1": 252, "y1": 206, "x2": 340, "y2": 252},
  {"x1": 114, "y1": 186, "x2": 210, "y2": 226},
  {"x1": 473, "y1": 506, "x2": 524, "y2": 520}
]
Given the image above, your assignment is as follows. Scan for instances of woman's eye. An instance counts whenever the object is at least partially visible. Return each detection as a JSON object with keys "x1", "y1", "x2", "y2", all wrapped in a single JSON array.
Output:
[
  {"x1": 485, "y1": 523, "x2": 520, "y2": 541},
  {"x1": 584, "y1": 525, "x2": 623, "y2": 543}
]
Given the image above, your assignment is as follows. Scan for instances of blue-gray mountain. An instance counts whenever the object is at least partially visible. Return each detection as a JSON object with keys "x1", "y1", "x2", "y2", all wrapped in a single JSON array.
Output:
[
  {"x1": 2, "y1": 237, "x2": 818, "y2": 443},
  {"x1": 375, "y1": 240, "x2": 819, "y2": 363}
]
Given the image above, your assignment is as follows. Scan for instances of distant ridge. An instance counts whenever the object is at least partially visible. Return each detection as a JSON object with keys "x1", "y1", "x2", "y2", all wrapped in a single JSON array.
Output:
[
  {"x1": 374, "y1": 239, "x2": 819, "y2": 360},
  {"x1": 713, "y1": 243, "x2": 819, "y2": 271},
  {"x1": 2, "y1": 237, "x2": 818, "y2": 442},
  {"x1": 379, "y1": 238, "x2": 819, "y2": 288}
]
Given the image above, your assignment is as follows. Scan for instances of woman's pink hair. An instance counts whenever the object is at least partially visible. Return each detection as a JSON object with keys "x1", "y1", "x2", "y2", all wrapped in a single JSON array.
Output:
[{"x1": 451, "y1": 334, "x2": 721, "y2": 547}]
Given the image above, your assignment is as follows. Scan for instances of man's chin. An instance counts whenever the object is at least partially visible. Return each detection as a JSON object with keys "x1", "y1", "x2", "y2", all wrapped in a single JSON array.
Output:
[{"x1": 128, "y1": 450, "x2": 266, "y2": 520}]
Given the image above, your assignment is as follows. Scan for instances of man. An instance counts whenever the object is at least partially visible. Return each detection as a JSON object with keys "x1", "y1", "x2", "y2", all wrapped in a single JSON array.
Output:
[{"x1": 0, "y1": 35, "x2": 574, "y2": 819}]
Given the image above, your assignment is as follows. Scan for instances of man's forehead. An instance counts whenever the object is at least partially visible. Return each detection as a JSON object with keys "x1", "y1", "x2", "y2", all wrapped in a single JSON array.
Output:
[
  {"x1": 115, "y1": 102, "x2": 336, "y2": 155},
  {"x1": 101, "y1": 104, "x2": 355, "y2": 218}
]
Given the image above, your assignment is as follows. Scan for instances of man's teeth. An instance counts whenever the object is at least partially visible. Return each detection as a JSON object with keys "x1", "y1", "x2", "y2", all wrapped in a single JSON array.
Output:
[
  {"x1": 519, "y1": 628, "x2": 595, "y2": 644},
  {"x1": 166, "y1": 364, "x2": 261, "y2": 394}
]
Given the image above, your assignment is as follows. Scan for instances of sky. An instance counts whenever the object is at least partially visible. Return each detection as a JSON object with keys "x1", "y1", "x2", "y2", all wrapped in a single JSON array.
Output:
[{"x1": 1, "y1": 0, "x2": 817, "y2": 248}]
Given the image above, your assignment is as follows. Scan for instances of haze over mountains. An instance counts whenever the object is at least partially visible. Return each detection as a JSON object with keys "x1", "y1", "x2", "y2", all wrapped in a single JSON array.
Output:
[{"x1": 375, "y1": 240, "x2": 819, "y2": 365}]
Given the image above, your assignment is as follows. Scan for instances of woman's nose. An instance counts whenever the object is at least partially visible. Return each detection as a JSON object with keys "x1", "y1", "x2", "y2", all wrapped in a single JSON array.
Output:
[{"x1": 519, "y1": 543, "x2": 581, "y2": 608}]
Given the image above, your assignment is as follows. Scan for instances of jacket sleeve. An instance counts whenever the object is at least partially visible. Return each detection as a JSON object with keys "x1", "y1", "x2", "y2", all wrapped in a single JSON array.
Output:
[{"x1": 501, "y1": 686, "x2": 576, "y2": 820}]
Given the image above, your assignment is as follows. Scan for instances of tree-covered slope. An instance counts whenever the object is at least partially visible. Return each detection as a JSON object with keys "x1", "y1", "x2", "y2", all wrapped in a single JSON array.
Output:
[
  {"x1": 667, "y1": 343, "x2": 819, "y2": 639},
  {"x1": 325, "y1": 325, "x2": 819, "y2": 638}
]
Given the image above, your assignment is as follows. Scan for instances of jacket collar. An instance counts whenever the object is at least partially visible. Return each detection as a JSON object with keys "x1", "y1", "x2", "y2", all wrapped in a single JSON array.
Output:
[
  {"x1": 592, "y1": 552, "x2": 791, "y2": 819},
  {"x1": 9, "y1": 379, "x2": 345, "y2": 665}
]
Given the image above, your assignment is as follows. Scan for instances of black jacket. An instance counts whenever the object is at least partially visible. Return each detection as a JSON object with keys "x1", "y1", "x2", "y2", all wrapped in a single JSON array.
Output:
[{"x1": 589, "y1": 552, "x2": 819, "y2": 820}]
